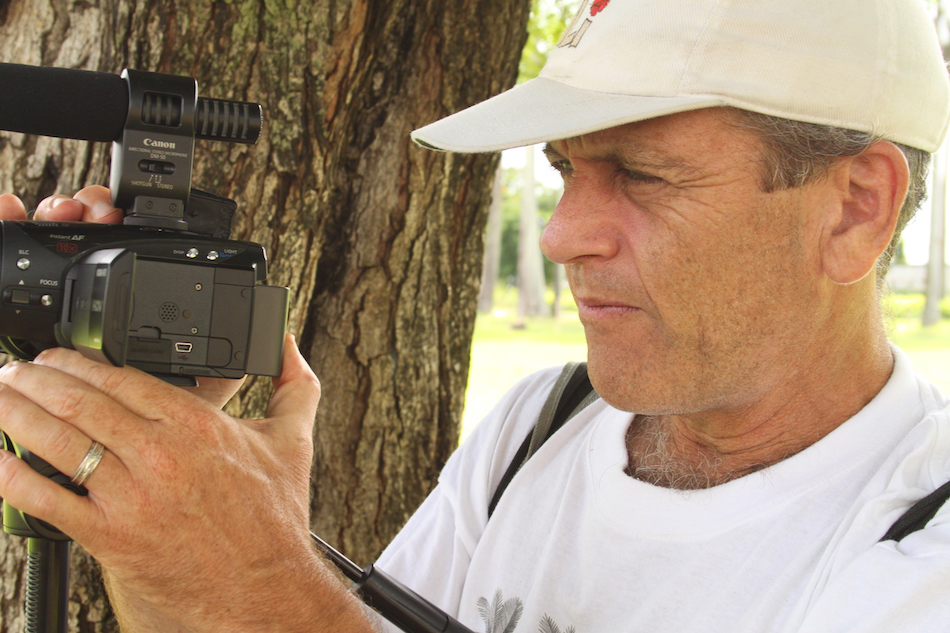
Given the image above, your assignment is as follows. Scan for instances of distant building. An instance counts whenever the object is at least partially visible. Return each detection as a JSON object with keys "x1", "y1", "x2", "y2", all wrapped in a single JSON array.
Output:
[{"x1": 886, "y1": 264, "x2": 950, "y2": 293}]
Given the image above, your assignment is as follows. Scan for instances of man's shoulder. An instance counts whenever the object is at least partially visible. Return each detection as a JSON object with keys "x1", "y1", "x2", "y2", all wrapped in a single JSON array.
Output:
[{"x1": 856, "y1": 394, "x2": 950, "y2": 544}]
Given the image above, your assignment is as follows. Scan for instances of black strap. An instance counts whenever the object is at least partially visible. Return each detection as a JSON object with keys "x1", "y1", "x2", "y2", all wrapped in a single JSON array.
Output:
[
  {"x1": 488, "y1": 363, "x2": 595, "y2": 518},
  {"x1": 879, "y1": 479, "x2": 950, "y2": 543},
  {"x1": 551, "y1": 363, "x2": 596, "y2": 431}
]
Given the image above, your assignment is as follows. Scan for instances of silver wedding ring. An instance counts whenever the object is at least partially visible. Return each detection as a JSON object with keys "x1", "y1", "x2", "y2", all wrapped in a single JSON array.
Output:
[{"x1": 70, "y1": 440, "x2": 105, "y2": 486}]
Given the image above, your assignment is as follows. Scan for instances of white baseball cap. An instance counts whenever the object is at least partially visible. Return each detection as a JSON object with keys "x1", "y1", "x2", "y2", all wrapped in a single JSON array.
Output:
[{"x1": 412, "y1": 0, "x2": 950, "y2": 153}]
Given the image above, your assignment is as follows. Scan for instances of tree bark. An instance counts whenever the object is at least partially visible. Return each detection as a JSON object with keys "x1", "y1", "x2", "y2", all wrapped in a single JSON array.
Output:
[{"x1": 0, "y1": 0, "x2": 530, "y2": 629}]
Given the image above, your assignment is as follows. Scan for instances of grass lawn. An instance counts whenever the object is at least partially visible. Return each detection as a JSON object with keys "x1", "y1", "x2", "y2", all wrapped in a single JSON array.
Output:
[
  {"x1": 462, "y1": 292, "x2": 950, "y2": 438},
  {"x1": 463, "y1": 311, "x2": 587, "y2": 438}
]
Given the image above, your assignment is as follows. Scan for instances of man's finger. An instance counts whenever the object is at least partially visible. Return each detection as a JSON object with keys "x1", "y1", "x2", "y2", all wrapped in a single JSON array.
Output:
[
  {"x1": 0, "y1": 193, "x2": 27, "y2": 220},
  {"x1": 27, "y1": 348, "x2": 226, "y2": 438},
  {"x1": 265, "y1": 335, "x2": 321, "y2": 436},
  {"x1": 73, "y1": 185, "x2": 123, "y2": 223},
  {"x1": 34, "y1": 185, "x2": 122, "y2": 223},
  {"x1": 0, "y1": 378, "x2": 119, "y2": 485},
  {"x1": 0, "y1": 447, "x2": 96, "y2": 539},
  {"x1": 0, "y1": 361, "x2": 141, "y2": 467},
  {"x1": 34, "y1": 194, "x2": 85, "y2": 221}
]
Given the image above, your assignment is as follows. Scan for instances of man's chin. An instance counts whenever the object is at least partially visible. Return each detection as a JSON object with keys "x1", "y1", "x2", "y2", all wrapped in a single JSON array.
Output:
[{"x1": 586, "y1": 353, "x2": 707, "y2": 416}]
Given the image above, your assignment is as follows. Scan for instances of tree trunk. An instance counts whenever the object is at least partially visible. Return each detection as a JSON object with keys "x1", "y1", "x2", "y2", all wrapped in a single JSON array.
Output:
[
  {"x1": 925, "y1": 0, "x2": 950, "y2": 327},
  {"x1": 478, "y1": 166, "x2": 504, "y2": 313},
  {"x1": 517, "y1": 146, "x2": 546, "y2": 321},
  {"x1": 0, "y1": 0, "x2": 530, "y2": 630},
  {"x1": 924, "y1": 142, "x2": 947, "y2": 326}
]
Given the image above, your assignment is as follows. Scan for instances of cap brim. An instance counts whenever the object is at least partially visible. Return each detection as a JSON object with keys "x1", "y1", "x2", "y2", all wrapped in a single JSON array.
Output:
[{"x1": 411, "y1": 76, "x2": 726, "y2": 153}]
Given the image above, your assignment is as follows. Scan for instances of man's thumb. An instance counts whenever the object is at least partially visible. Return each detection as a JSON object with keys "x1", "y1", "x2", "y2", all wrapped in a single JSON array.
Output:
[{"x1": 266, "y1": 334, "x2": 321, "y2": 425}]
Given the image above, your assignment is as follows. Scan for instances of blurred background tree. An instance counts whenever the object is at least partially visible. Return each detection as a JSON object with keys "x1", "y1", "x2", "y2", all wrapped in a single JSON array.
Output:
[
  {"x1": 926, "y1": 0, "x2": 949, "y2": 326},
  {"x1": 479, "y1": 0, "x2": 575, "y2": 322}
]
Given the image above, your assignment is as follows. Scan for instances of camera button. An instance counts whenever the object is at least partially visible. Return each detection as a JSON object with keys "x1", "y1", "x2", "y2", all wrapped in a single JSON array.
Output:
[
  {"x1": 10, "y1": 289, "x2": 30, "y2": 305},
  {"x1": 16, "y1": 258, "x2": 30, "y2": 270}
]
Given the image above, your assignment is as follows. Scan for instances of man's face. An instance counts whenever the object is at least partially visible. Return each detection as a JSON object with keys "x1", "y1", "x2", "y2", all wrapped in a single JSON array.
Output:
[{"x1": 540, "y1": 108, "x2": 836, "y2": 416}]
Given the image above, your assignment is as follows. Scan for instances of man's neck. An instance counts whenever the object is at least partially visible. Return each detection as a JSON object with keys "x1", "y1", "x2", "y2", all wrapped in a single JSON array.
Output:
[
  {"x1": 624, "y1": 412, "x2": 832, "y2": 489},
  {"x1": 624, "y1": 332, "x2": 895, "y2": 490}
]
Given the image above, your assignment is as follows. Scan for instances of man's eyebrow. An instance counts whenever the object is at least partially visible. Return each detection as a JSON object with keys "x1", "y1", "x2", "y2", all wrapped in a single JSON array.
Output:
[
  {"x1": 542, "y1": 143, "x2": 564, "y2": 163},
  {"x1": 542, "y1": 142, "x2": 701, "y2": 178}
]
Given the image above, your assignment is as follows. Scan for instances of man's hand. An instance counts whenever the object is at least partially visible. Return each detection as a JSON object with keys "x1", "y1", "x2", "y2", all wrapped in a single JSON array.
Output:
[
  {"x1": 0, "y1": 336, "x2": 371, "y2": 632},
  {"x1": 0, "y1": 185, "x2": 124, "y2": 223},
  {"x1": 0, "y1": 188, "x2": 375, "y2": 630}
]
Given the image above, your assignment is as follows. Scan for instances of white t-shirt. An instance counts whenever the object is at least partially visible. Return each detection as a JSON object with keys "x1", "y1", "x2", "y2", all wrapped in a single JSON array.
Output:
[{"x1": 376, "y1": 348, "x2": 950, "y2": 633}]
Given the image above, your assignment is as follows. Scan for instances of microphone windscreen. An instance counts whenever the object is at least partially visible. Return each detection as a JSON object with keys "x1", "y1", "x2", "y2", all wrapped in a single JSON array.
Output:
[{"x1": 0, "y1": 63, "x2": 128, "y2": 142}]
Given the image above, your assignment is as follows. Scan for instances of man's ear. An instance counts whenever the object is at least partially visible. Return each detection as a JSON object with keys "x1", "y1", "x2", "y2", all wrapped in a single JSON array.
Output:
[{"x1": 820, "y1": 141, "x2": 909, "y2": 284}]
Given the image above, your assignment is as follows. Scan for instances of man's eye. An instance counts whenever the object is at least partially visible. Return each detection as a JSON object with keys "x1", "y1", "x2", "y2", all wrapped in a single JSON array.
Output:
[
  {"x1": 621, "y1": 169, "x2": 663, "y2": 185},
  {"x1": 548, "y1": 159, "x2": 573, "y2": 175}
]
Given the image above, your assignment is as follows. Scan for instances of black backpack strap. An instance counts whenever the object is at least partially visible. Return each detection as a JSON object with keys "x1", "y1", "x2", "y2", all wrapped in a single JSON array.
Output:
[
  {"x1": 488, "y1": 362, "x2": 596, "y2": 518},
  {"x1": 880, "y1": 479, "x2": 950, "y2": 543}
]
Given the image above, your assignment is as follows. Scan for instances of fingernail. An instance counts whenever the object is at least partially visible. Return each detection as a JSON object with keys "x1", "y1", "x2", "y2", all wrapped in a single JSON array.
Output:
[
  {"x1": 0, "y1": 360, "x2": 23, "y2": 377},
  {"x1": 51, "y1": 197, "x2": 71, "y2": 209},
  {"x1": 90, "y1": 200, "x2": 117, "y2": 220}
]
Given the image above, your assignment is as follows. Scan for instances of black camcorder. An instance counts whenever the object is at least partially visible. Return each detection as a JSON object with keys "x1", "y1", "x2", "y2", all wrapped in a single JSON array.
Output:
[{"x1": 0, "y1": 64, "x2": 288, "y2": 384}]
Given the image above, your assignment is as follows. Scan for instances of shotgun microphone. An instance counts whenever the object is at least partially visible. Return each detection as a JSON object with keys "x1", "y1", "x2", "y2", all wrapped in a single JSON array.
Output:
[{"x1": 0, "y1": 62, "x2": 262, "y2": 144}]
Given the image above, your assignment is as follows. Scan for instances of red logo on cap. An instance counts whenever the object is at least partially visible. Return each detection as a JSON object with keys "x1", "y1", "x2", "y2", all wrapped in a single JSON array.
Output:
[
  {"x1": 591, "y1": 0, "x2": 610, "y2": 16},
  {"x1": 559, "y1": 0, "x2": 611, "y2": 49}
]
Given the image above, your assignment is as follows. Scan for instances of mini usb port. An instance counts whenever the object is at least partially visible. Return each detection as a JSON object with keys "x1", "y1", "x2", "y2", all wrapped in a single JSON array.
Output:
[{"x1": 175, "y1": 342, "x2": 193, "y2": 353}]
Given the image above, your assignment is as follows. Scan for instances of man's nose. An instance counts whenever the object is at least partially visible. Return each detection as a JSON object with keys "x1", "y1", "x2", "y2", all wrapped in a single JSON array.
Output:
[{"x1": 540, "y1": 183, "x2": 620, "y2": 265}]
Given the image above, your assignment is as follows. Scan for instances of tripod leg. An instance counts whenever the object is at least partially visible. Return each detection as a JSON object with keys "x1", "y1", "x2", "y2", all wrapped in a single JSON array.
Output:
[{"x1": 26, "y1": 538, "x2": 71, "y2": 633}]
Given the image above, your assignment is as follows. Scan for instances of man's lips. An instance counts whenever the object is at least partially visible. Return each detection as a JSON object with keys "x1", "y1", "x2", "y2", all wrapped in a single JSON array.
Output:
[{"x1": 574, "y1": 297, "x2": 642, "y2": 319}]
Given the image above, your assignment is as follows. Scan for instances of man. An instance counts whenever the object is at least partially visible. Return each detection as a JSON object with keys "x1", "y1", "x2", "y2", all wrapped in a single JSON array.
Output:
[{"x1": 0, "y1": 0, "x2": 948, "y2": 631}]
